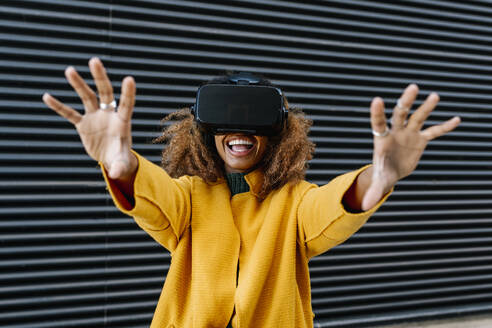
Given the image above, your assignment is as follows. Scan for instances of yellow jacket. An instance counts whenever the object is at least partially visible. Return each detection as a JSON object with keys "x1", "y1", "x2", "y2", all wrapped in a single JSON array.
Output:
[{"x1": 103, "y1": 153, "x2": 389, "y2": 328}]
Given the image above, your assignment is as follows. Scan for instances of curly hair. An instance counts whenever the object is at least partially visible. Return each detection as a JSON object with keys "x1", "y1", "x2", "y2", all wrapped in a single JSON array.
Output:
[{"x1": 154, "y1": 76, "x2": 315, "y2": 199}]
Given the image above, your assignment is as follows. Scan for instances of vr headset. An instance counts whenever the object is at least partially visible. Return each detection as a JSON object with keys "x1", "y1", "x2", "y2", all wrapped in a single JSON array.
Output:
[{"x1": 191, "y1": 73, "x2": 288, "y2": 136}]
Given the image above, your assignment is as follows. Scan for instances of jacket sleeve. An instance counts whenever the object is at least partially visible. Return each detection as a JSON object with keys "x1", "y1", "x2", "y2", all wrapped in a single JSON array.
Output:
[
  {"x1": 101, "y1": 152, "x2": 192, "y2": 252},
  {"x1": 297, "y1": 165, "x2": 391, "y2": 259}
]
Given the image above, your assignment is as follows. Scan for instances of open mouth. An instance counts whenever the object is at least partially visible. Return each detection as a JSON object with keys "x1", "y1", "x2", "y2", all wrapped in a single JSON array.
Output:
[{"x1": 226, "y1": 136, "x2": 256, "y2": 155}]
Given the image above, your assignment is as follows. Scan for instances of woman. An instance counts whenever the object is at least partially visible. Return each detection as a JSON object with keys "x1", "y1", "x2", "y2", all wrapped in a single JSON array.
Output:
[{"x1": 43, "y1": 58, "x2": 460, "y2": 327}]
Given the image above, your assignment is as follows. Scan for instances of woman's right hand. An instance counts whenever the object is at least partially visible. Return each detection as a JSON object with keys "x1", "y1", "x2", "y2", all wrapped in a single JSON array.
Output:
[{"x1": 42, "y1": 57, "x2": 137, "y2": 181}]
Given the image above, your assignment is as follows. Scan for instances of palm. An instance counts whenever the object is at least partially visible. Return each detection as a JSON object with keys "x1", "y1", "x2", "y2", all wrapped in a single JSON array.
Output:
[
  {"x1": 373, "y1": 128, "x2": 427, "y2": 185},
  {"x1": 76, "y1": 110, "x2": 132, "y2": 168}
]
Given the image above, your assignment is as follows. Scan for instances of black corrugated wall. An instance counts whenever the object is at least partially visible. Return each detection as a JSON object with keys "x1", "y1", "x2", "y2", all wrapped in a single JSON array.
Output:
[{"x1": 1, "y1": 0, "x2": 492, "y2": 327}]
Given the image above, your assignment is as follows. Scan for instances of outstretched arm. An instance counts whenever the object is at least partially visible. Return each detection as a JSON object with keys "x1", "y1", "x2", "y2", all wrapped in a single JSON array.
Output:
[
  {"x1": 43, "y1": 58, "x2": 192, "y2": 251},
  {"x1": 343, "y1": 84, "x2": 461, "y2": 211}
]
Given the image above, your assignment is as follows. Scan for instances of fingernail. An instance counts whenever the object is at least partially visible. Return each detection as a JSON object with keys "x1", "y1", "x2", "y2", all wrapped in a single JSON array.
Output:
[
  {"x1": 430, "y1": 92, "x2": 440, "y2": 100},
  {"x1": 65, "y1": 66, "x2": 75, "y2": 75}
]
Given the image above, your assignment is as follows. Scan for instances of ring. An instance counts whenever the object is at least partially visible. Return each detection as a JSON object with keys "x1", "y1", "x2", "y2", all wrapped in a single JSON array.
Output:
[
  {"x1": 396, "y1": 98, "x2": 410, "y2": 112},
  {"x1": 372, "y1": 125, "x2": 390, "y2": 137},
  {"x1": 100, "y1": 100, "x2": 117, "y2": 111}
]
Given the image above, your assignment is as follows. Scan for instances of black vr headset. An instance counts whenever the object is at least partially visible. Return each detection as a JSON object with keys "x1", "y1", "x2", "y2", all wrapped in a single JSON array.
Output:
[{"x1": 191, "y1": 72, "x2": 288, "y2": 136}]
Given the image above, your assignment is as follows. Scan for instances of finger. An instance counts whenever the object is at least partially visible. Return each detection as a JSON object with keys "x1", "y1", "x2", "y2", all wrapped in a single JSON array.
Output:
[
  {"x1": 370, "y1": 97, "x2": 388, "y2": 136},
  {"x1": 117, "y1": 76, "x2": 136, "y2": 122},
  {"x1": 407, "y1": 92, "x2": 440, "y2": 131},
  {"x1": 421, "y1": 116, "x2": 461, "y2": 141},
  {"x1": 89, "y1": 57, "x2": 114, "y2": 108},
  {"x1": 391, "y1": 84, "x2": 419, "y2": 129},
  {"x1": 65, "y1": 66, "x2": 98, "y2": 113},
  {"x1": 42, "y1": 93, "x2": 82, "y2": 125}
]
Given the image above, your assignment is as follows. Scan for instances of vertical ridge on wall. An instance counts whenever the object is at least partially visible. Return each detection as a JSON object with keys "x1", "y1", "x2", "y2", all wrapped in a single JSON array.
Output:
[{"x1": 0, "y1": 0, "x2": 491, "y2": 327}]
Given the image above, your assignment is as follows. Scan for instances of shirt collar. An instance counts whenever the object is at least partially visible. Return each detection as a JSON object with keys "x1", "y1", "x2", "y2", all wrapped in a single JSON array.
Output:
[{"x1": 207, "y1": 167, "x2": 264, "y2": 198}]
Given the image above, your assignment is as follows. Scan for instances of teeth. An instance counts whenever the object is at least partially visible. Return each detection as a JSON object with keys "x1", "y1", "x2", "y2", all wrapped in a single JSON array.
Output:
[{"x1": 228, "y1": 139, "x2": 253, "y2": 146}]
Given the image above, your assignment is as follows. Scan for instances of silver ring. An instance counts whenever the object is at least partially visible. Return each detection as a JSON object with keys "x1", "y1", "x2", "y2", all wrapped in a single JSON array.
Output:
[
  {"x1": 372, "y1": 125, "x2": 390, "y2": 137},
  {"x1": 100, "y1": 100, "x2": 117, "y2": 111},
  {"x1": 396, "y1": 98, "x2": 410, "y2": 112}
]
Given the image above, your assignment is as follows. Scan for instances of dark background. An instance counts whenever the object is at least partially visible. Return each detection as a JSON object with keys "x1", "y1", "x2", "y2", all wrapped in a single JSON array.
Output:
[{"x1": 1, "y1": 1, "x2": 492, "y2": 327}]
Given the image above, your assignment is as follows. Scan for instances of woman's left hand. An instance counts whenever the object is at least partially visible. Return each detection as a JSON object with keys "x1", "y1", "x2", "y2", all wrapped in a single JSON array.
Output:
[{"x1": 361, "y1": 84, "x2": 461, "y2": 210}]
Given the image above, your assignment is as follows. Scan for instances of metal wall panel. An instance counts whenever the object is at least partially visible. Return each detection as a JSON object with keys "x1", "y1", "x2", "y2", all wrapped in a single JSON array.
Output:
[{"x1": 1, "y1": 0, "x2": 491, "y2": 327}]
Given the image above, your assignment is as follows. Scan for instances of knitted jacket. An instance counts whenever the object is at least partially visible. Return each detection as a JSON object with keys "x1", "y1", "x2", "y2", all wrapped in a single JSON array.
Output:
[{"x1": 103, "y1": 152, "x2": 389, "y2": 328}]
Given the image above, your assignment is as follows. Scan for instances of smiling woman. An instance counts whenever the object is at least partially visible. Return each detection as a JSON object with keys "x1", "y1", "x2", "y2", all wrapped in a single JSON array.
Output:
[
  {"x1": 154, "y1": 73, "x2": 316, "y2": 199},
  {"x1": 42, "y1": 58, "x2": 460, "y2": 328}
]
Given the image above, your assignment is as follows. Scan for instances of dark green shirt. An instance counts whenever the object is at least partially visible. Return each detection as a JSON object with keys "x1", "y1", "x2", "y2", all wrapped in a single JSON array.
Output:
[{"x1": 226, "y1": 172, "x2": 250, "y2": 196}]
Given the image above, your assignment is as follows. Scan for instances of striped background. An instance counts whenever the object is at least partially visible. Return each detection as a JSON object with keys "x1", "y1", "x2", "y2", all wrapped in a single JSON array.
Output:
[{"x1": 1, "y1": 1, "x2": 492, "y2": 327}]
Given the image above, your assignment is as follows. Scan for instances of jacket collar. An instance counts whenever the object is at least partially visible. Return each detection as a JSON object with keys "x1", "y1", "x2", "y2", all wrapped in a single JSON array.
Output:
[{"x1": 244, "y1": 168, "x2": 264, "y2": 198}]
